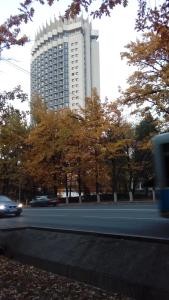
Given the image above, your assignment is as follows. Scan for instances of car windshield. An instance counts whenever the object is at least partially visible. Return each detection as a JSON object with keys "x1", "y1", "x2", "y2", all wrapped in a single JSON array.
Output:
[{"x1": 0, "y1": 196, "x2": 12, "y2": 203}]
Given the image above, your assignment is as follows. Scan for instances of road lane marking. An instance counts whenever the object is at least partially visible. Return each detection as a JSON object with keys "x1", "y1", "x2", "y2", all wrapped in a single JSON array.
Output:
[
  {"x1": 23, "y1": 213, "x2": 163, "y2": 221},
  {"x1": 27, "y1": 208, "x2": 157, "y2": 212},
  {"x1": 23, "y1": 214, "x2": 66, "y2": 217},
  {"x1": 82, "y1": 216, "x2": 163, "y2": 221}
]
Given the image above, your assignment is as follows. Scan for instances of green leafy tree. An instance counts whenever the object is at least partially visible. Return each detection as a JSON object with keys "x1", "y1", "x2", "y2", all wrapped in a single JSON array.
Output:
[
  {"x1": 0, "y1": 86, "x2": 29, "y2": 199},
  {"x1": 0, "y1": 106, "x2": 29, "y2": 198},
  {"x1": 133, "y1": 113, "x2": 159, "y2": 194}
]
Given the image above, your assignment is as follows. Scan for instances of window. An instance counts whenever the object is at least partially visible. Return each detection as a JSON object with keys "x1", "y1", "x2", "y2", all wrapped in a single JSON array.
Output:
[{"x1": 59, "y1": 68, "x2": 63, "y2": 73}]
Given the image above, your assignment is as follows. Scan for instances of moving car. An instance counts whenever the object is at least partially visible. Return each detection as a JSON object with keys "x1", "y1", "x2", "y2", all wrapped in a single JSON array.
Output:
[
  {"x1": 0, "y1": 195, "x2": 23, "y2": 217},
  {"x1": 29, "y1": 195, "x2": 60, "y2": 207}
]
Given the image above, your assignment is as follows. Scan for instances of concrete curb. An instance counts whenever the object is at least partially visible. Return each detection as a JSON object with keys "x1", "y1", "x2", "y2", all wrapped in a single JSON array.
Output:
[{"x1": 1, "y1": 226, "x2": 169, "y2": 244}]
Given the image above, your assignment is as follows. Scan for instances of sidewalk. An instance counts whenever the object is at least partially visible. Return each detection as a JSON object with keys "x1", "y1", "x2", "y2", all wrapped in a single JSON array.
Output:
[{"x1": 0, "y1": 255, "x2": 134, "y2": 300}]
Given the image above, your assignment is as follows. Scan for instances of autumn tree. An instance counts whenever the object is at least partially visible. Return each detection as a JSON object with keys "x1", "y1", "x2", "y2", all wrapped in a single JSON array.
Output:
[
  {"x1": 77, "y1": 90, "x2": 110, "y2": 202},
  {"x1": 102, "y1": 100, "x2": 158, "y2": 200},
  {"x1": 106, "y1": 112, "x2": 159, "y2": 200},
  {"x1": 25, "y1": 98, "x2": 64, "y2": 195},
  {"x1": 21, "y1": 94, "x2": 159, "y2": 202},
  {"x1": 55, "y1": 109, "x2": 90, "y2": 203},
  {"x1": 30, "y1": 94, "x2": 48, "y2": 125},
  {"x1": 120, "y1": 1, "x2": 169, "y2": 127},
  {"x1": 0, "y1": 0, "x2": 154, "y2": 50},
  {"x1": 103, "y1": 101, "x2": 133, "y2": 200},
  {"x1": 27, "y1": 98, "x2": 95, "y2": 201}
]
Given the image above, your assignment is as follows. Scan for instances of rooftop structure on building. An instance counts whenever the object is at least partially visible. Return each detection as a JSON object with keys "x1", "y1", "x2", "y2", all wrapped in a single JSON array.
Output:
[{"x1": 31, "y1": 17, "x2": 100, "y2": 111}]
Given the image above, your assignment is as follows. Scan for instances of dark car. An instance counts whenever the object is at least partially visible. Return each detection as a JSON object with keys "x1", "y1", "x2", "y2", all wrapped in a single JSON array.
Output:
[
  {"x1": 0, "y1": 195, "x2": 23, "y2": 217},
  {"x1": 29, "y1": 195, "x2": 60, "y2": 207}
]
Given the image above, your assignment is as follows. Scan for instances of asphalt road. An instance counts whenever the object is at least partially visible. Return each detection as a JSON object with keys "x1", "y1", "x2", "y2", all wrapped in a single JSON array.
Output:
[{"x1": 1, "y1": 202, "x2": 169, "y2": 238}]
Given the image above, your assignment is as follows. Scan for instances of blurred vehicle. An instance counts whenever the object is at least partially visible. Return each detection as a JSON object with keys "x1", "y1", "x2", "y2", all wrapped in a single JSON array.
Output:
[
  {"x1": 0, "y1": 195, "x2": 23, "y2": 217},
  {"x1": 29, "y1": 195, "x2": 60, "y2": 207},
  {"x1": 152, "y1": 133, "x2": 169, "y2": 217}
]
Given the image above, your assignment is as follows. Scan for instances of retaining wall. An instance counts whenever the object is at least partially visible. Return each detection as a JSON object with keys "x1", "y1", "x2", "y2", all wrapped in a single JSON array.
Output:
[{"x1": 0, "y1": 227, "x2": 169, "y2": 300}]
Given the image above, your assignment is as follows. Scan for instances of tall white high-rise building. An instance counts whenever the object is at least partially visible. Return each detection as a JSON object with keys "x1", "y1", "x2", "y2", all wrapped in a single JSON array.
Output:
[{"x1": 31, "y1": 17, "x2": 100, "y2": 110}]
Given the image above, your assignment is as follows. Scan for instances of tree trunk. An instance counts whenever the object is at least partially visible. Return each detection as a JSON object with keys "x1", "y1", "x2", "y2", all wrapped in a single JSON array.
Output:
[
  {"x1": 111, "y1": 159, "x2": 117, "y2": 203},
  {"x1": 95, "y1": 150, "x2": 100, "y2": 203},
  {"x1": 152, "y1": 188, "x2": 156, "y2": 202},
  {"x1": 77, "y1": 163, "x2": 82, "y2": 204},
  {"x1": 97, "y1": 193, "x2": 100, "y2": 203},
  {"x1": 69, "y1": 174, "x2": 72, "y2": 199},
  {"x1": 65, "y1": 174, "x2": 69, "y2": 204},
  {"x1": 96, "y1": 179, "x2": 100, "y2": 202},
  {"x1": 129, "y1": 191, "x2": 133, "y2": 202},
  {"x1": 114, "y1": 192, "x2": 118, "y2": 203}
]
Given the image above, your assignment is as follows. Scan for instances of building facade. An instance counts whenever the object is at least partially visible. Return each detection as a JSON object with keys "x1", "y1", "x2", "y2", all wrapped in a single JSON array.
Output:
[{"x1": 31, "y1": 17, "x2": 100, "y2": 111}]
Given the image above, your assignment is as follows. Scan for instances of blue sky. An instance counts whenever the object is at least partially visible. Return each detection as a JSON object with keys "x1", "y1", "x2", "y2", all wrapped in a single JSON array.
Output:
[{"x1": 0, "y1": 0, "x2": 141, "y2": 111}]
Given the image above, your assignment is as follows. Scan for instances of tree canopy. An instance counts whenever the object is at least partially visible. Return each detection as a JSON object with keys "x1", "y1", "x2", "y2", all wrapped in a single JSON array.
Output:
[
  {"x1": 0, "y1": 87, "x2": 29, "y2": 197},
  {"x1": 0, "y1": 0, "x2": 166, "y2": 200},
  {"x1": 119, "y1": 0, "x2": 169, "y2": 128},
  {"x1": 0, "y1": 0, "x2": 158, "y2": 50}
]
